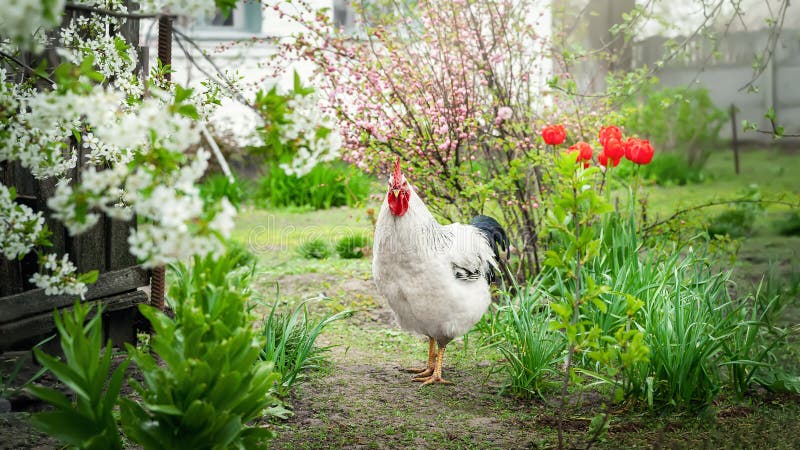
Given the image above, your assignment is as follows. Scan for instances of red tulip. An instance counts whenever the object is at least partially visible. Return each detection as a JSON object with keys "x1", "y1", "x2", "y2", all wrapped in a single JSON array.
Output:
[
  {"x1": 598, "y1": 126, "x2": 622, "y2": 147},
  {"x1": 636, "y1": 139, "x2": 654, "y2": 165},
  {"x1": 598, "y1": 151, "x2": 620, "y2": 167},
  {"x1": 623, "y1": 138, "x2": 655, "y2": 165},
  {"x1": 603, "y1": 137, "x2": 624, "y2": 160},
  {"x1": 568, "y1": 141, "x2": 593, "y2": 163},
  {"x1": 542, "y1": 124, "x2": 566, "y2": 146},
  {"x1": 623, "y1": 137, "x2": 639, "y2": 162}
]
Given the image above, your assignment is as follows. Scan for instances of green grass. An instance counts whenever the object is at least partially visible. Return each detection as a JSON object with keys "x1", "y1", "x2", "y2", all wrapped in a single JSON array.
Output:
[{"x1": 635, "y1": 148, "x2": 798, "y2": 220}]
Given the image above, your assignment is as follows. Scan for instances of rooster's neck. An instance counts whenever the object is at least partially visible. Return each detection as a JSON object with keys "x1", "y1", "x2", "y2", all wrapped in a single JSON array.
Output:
[{"x1": 374, "y1": 190, "x2": 448, "y2": 256}]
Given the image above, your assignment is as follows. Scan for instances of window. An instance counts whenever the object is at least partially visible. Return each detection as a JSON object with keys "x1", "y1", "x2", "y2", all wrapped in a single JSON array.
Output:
[
  {"x1": 333, "y1": 0, "x2": 355, "y2": 33},
  {"x1": 210, "y1": 10, "x2": 235, "y2": 27},
  {"x1": 199, "y1": 1, "x2": 262, "y2": 34}
]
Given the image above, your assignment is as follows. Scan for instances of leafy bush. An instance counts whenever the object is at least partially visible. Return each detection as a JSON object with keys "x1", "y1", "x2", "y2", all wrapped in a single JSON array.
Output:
[
  {"x1": 707, "y1": 208, "x2": 758, "y2": 238},
  {"x1": 774, "y1": 210, "x2": 800, "y2": 236},
  {"x1": 28, "y1": 249, "x2": 289, "y2": 449},
  {"x1": 260, "y1": 302, "x2": 350, "y2": 397},
  {"x1": 612, "y1": 153, "x2": 705, "y2": 186},
  {"x1": 224, "y1": 238, "x2": 258, "y2": 269},
  {"x1": 297, "y1": 238, "x2": 331, "y2": 259},
  {"x1": 123, "y1": 254, "x2": 284, "y2": 447},
  {"x1": 121, "y1": 253, "x2": 286, "y2": 449},
  {"x1": 620, "y1": 82, "x2": 726, "y2": 169},
  {"x1": 256, "y1": 162, "x2": 372, "y2": 210},
  {"x1": 198, "y1": 173, "x2": 247, "y2": 207},
  {"x1": 28, "y1": 302, "x2": 129, "y2": 449},
  {"x1": 335, "y1": 234, "x2": 371, "y2": 259},
  {"x1": 588, "y1": 217, "x2": 794, "y2": 409}
]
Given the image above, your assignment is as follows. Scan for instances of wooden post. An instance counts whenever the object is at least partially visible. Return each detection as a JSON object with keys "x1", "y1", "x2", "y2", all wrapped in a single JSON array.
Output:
[{"x1": 730, "y1": 104, "x2": 740, "y2": 175}]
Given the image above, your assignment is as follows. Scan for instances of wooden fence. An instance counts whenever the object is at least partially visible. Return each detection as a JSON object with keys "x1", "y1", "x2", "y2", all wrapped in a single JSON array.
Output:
[{"x1": 0, "y1": 3, "x2": 151, "y2": 351}]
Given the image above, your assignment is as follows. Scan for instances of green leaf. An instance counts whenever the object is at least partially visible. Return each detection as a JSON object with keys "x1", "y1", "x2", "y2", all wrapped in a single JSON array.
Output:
[
  {"x1": 26, "y1": 385, "x2": 73, "y2": 410},
  {"x1": 549, "y1": 302, "x2": 572, "y2": 320},
  {"x1": 79, "y1": 269, "x2": 99, "y2": 284},
  {"x1": 591, "y1": 297, "x2": 608, "y2": 314},
  {"x1": 29, "y1": 410, "x2": 101, "y2": 446},
  {"x1": 33, "y1": 348, "x2": 91, "y2": 401},
  {"x1": 174, "y1": 84, "x2": 193, "y2": 103},
  {"x1": 175, "y1": 104, "x2": 200, "y2": 119}
]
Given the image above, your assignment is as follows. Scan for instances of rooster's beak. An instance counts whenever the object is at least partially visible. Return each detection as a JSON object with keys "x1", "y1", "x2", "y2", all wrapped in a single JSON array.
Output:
[{"x1": 391, "y1": 189, "x2": 400, "y2": 198}]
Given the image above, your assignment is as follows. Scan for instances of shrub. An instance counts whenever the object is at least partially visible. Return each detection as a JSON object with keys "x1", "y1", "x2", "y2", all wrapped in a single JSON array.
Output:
[
  {"x1": 28, "y1": 248, "x2": 289, "y2": 449},
  {"x1": 259, "y1": 302, "x2": 350, "y2": 397},
  {"x1": 297, "y1": 238, "x2": 331, "y2": 259},
  {"x1": 120, "y1": 253, "x2": 287, "y2": 449},
  {"x1": 335, "y1": 234, "x2": 371, "y2": 259},
  {"x1": 256, "y1": 162, "x2": 371, "y2": 210},
  {"x1": 586, "y1": 217, "x2": 794, "y2": 409},
  {"x1": 612, "y1": 152, "x2": 705, "y2": 186},
  {"x1": 620, "y1": 82, "x2": 726, "y2": 169},
  {"x1": 707, "y1": 208, "x2": 758, "y2": 238},
  {"x1": 224, "y1": 238, "x2": 258, "y2": 269},
  {"x1": 198, "y1": 173, "x2": 247, "y2": 207},
  {"x1": 28, "y1": 302, "x2": 129, "y2": 449},
  {"x1": 485, "y1": 214, "x2": 798, "y2": 411},
  {"x1": 774, "y1": 210, "x2": 800, "y2": 236}
]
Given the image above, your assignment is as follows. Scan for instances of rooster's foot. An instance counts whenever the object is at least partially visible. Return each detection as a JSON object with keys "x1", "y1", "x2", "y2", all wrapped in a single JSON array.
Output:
[
  {"x1": 411, "y1": 368, "x2": 434, "y2": 379},
  {"x1": 416, "y1": 375, "x2": 452, "y2": 386},
  {"x1": 403, "y1": 366, "x2": 431, "y2": 374}
]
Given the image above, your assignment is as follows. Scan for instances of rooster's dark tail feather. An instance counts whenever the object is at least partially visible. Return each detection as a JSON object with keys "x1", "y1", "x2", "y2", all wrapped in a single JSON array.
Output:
[{"x1": 470, "y1": 215, "x2": 509, "y2": 282}]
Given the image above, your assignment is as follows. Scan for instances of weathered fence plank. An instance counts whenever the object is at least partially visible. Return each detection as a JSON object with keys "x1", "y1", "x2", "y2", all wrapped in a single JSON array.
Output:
[
  {"x1": 0, "y1": 289, "x2": 149, "y2": 350},
  {"x1": 0, "y1": 266, "x2": 148, "y2": 323}
]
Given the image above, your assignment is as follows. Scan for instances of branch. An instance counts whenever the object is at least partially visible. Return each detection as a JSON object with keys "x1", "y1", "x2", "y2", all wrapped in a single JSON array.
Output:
[
  {"x1": 738, "y1": 0, "x2": 790, "y2": 92},
  {"x1": 642, "y1": 199, "x2": 799, "y2": 233},
  {"x1": 0, "y1": 50, "x2": 56, "y2": 85},
  {"x1": 171, "y1": 27, "x2": 259, "y2": 114}
]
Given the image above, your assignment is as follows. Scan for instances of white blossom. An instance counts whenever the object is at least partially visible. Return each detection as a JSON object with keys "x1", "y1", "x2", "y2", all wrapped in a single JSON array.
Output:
[
  {"x1": 276, "y1": 90, "x2": 342, "y2": 177},
  {"x1": 0, "y1": 0, "x2": 264, "y2": 290},
  {"x1": 0, "y1": 184, "x2": 46, "y2": 260},
  {"x1": 0, "y1": 0, "x2": 64, "y2": 51},
  {"x1": 29, "y1": 253, "x2": 88, "y2": 298}
]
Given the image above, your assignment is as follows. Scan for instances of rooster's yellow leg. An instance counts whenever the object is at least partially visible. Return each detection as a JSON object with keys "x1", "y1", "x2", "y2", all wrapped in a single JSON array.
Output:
[
  {"x1": 404, "y1": 337, "x2": 436, "y2": 378},
  {"x1": 418, "y1": 346, "x2": 452, "y2": 386}
]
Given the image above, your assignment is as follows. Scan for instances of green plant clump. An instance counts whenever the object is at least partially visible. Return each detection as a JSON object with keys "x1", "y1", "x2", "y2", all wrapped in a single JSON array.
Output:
[
  {"x1": 335, "y1": 234, "x2": 371, "y2": 259},
  {"x1": 774, "y1": 210, "x2": 800, "y2": 236},
  {"x1": 297, "y1": 238, "x2": 332, "y2": 259},
  {"x1": 484, "y1": 214, "x2": 799, "y2": 411},
  {"x1": 121, "y1": 253, "x2": 286, "y2": 449},
  {"x1": 260, "y1": 302, "x2": 350, "y2": 397},
  {"x1": 612, "y1": 152, "x2": 705, "y2": 186},
  {"x1": 28, "y1": 303, "x2": 129, "y2": 449},
  {"x1": 485, "y1": 285, "x2": 564, "y2": 398},
  {"x1": 256, "y1": 162, "x2": 371, "y2": 210},
  {"x1": 707, "y1": 208, "x2": 758, "y2": 238},
  {"x1": 28, "y1": 248, "x2": 288, "y2": 450},
  {"x1": 198, "y1": 173, "x2": 248, "y2": 207}
]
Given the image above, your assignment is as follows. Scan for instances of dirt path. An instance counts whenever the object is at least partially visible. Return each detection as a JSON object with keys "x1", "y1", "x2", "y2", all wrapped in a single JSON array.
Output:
[{"x1": 270, "y1": 318, "x2": 544, "y2": 450}]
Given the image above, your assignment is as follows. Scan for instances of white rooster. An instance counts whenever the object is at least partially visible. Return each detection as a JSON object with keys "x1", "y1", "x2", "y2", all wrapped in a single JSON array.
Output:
[{"x1": 372, "y1": 159, "x2": 508, "y2": 386}]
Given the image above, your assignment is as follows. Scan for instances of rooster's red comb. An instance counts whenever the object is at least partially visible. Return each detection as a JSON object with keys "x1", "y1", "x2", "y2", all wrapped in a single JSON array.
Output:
[{"x1": 393, "y1": 157, "x2": 402, "y2": 180}]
